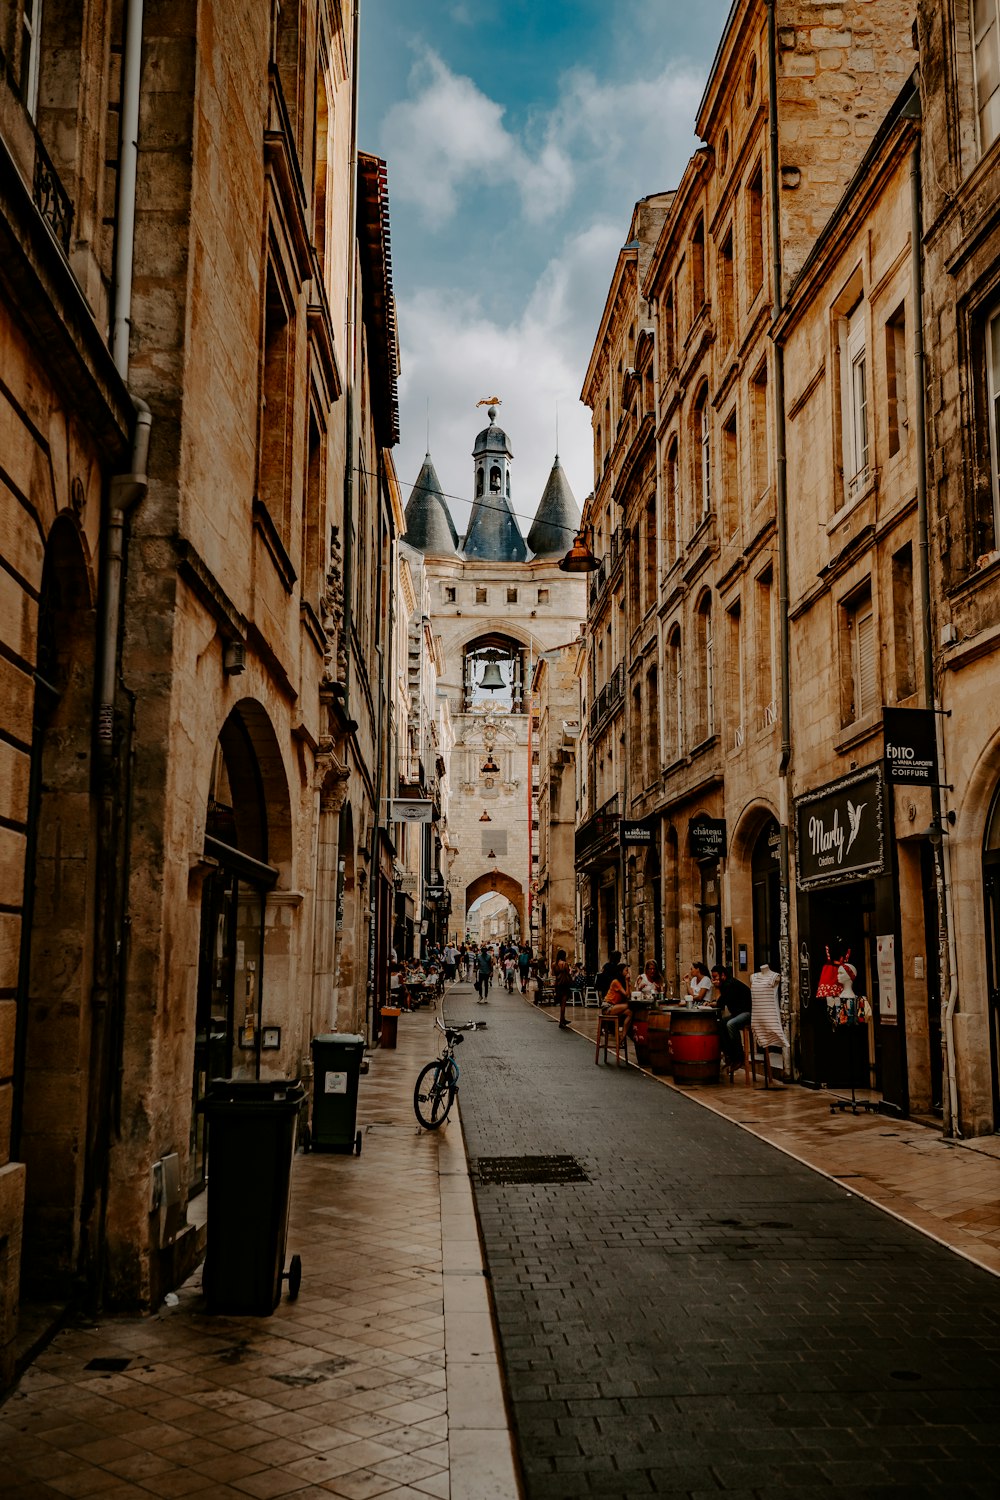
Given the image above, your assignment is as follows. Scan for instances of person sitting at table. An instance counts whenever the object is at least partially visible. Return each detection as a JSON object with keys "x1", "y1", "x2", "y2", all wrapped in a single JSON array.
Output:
[
  {"x1": 710, "y1": 964, "x2": 753, "y2": 1070},
  {"x1": 601, "y1": 958, "x2": 633, "y2": 1037},
  {"x1": 685, "y1": 961, "x2": 713, "y2": 1006},
  {"x1": 635, "y1": 960, "x2": 663, "y2": 1000}
]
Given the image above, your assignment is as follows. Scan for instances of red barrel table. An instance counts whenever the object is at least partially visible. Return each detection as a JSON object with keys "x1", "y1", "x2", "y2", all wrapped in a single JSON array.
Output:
[{"x1": 665, "y1": 1004, "x2": 720, "y2": 1083}]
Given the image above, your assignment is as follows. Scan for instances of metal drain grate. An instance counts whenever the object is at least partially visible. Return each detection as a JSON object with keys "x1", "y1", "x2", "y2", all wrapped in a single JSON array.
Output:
[
  {"x1": 475, "y1": 1154, "x2": 589, "y2": 1186},
  {"x1": 85, "y1": 1357, "x2": 131, "y2": 1373}
]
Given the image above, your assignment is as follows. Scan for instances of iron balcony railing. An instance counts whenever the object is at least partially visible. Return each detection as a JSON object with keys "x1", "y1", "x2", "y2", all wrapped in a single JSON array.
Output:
[
  {"x1": 574, "y1": 792, "x2": 620, "y2": 868},
  {"x1": 588, "y1": 662, "x2": 624, "y2": 735}
]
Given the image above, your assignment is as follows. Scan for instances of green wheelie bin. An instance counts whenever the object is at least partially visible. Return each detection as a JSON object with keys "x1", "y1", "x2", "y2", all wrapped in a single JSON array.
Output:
[
  {"x1": 202, "y1": 1077, "x2": 305, "y2": 1314},
  {"x1": 309, "y1": 1033, "x2": 365, "y2": 1154}
]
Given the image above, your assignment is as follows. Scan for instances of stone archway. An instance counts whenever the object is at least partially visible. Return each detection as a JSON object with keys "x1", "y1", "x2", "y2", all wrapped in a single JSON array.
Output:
[{"x1": 465, "y1": 870, "x2": 524, "y2": 934}]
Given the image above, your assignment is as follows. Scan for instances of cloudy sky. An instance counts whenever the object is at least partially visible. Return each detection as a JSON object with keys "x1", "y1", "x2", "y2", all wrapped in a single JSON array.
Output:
[{"x1": 360, "y1": 0, "x2": 731, "y2": 541}]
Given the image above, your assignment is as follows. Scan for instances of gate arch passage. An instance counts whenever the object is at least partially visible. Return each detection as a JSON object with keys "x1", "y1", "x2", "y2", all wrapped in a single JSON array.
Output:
[{"x1": 465, "y1": 872, "x2": 524, "y2": 935}]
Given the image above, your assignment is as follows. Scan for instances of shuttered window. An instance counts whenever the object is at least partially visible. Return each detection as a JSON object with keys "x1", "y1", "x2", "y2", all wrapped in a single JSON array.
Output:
[{"x1": 852, "y1": 601, "x2": 877, "y2": 719}]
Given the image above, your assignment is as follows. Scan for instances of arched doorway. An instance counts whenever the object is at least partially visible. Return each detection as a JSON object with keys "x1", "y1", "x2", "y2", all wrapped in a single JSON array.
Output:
[
  {"x1": 464, "y1": 870, "x2": 524, "y2": 936},
  {"x1": 190, "y1": 702, "x2": 291, "y2": 1190},
  {"x1": 751, "y1": 817, "x2": 781, "y2": 969},
  {"x1": 466, "y1": 891, "x2": 520, "y2": 948},
  {"x1": 984, "y1": 782, "x2": 1000, "y2": 1125},
  {"x1": 17, "y1": 518, "x2": 98, "y2": 1298}
]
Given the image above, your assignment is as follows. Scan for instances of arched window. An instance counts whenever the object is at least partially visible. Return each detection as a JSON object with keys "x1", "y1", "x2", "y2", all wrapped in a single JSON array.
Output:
[
  {"x1": 665, "y1": 437, "x2": 680, "y2": 562},
  {"x1": 694, "y1": 383, "x2": 711, "y2": 520},
  {"x1": 489, "y1": 464, "x2": 501, "y2": 493},
  {"x1": 644, "y1": 495, "x2": 657, "y2": 611},
  {"x1": 476, "y1": 466, "x2": 484, "y2": 498},
  {"x1": 696, "y1": 592, "x2": 714, "y2": 743},
  {"x1": 667, "y1": 625, "x2": 683, "y2": 763}
]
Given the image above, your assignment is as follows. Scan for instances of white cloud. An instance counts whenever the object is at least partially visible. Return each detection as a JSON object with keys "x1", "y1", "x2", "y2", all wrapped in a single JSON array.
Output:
[
  {"x1": 383, "y1": 49, "x2": 574, "y2": 224},
  {"x1": 395, "y1": 220, "x2": 629, "y2": 539}
]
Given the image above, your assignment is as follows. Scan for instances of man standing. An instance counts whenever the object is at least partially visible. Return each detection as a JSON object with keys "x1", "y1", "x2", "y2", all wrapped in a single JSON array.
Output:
[
  {"x1": 517, "y1": 944, "x2": 532, "y2": 993},
  {"x1": 475, "y1": 947, "x2": 493, "y2": 1004},
  {"x1": 710, "y1": 964, "x2": 752, "y2": 1069}
]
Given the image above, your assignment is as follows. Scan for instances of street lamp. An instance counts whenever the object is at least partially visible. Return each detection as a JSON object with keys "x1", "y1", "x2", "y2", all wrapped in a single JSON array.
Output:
[{"x1": 558, "y1": 526, "x2": 600, "y2": 573}]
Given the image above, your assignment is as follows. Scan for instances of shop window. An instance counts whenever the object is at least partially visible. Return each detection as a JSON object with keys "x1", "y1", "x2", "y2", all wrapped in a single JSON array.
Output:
[
  {"x1": 891, "y1": 546, "x2": 916, "y2": 700},
  {"x1": 974, "y1": 0, "x2": 1000, "y2": 152},
  {"x1": 840, "y1": 299, "x2": 870, "y2": 503},
  {"x1": 886, "y1": 304, "x2": 908, "y2": 457}
]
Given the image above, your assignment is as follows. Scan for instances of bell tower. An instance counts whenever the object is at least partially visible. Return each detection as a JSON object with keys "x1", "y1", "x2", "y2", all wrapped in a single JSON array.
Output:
[{"x1": 473, "y1": 404, "x2": 512, "y2": 502}]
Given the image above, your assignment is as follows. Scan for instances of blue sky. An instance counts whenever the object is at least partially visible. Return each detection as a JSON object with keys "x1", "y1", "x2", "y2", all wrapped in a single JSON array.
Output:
[{"x1": 360, "y1": 0, "x2": 732, "y2": 539}]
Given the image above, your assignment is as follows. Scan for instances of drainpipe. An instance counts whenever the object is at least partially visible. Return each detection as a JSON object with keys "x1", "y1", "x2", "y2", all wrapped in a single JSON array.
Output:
[
  {"x1": 112, "y1": 0, "x2": 144, "y2": 378},
  {"x1": 903, "y1": 97, "x2": 961, "y2": 1135},
  {"x1": 767, "y1": 0, "x2": 793, "y2": 1072},
  {"x1": 366, "y1": 450, "x2": 391, "y2": 1034}
]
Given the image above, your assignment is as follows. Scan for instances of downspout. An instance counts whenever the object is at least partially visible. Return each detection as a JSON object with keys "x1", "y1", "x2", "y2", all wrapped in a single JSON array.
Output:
[
  {"x1": 903, "y1": 97, "x2": 961, "y2": 1135},
  {"x1": 85, "y1": 0, "x2": 151, "y2": 1302},
  {"x1": 367, "y1": 451, "x2": 391, "y2": 1033},
  {"x1": 768, "y1": 0, "x2": 793, "y2": 1071}
]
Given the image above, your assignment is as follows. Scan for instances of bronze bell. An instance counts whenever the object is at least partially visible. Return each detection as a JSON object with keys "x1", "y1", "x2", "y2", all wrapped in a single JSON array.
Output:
[
  {"x1": 479, "y1": 660, "x2": 505, "y2": 690},
  {"x1": 558, "y1": 531, "x2": 600, "y2": 573}
]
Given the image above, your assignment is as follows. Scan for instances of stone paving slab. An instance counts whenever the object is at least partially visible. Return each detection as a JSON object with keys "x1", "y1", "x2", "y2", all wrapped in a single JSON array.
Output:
[
  {"x1": 448, "y1": 983, "x2": 1000, "y2": 1499},
  {"x1": 0, "y1": 1003, "x2": 519, "y2": 1500}
]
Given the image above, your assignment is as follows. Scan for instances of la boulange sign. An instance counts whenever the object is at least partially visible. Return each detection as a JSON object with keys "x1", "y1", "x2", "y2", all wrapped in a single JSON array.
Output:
[{"x1": 883, "y1": 707, "x2": 939, "y2": 786}]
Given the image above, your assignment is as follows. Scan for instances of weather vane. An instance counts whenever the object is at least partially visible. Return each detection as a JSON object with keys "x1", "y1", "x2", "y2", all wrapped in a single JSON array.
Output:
[{"x1": 476, "y1": 395, "x2": 502, "y2": 408}]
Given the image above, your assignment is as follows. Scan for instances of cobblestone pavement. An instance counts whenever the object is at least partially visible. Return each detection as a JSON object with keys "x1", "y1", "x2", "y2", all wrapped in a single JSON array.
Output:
[
  {"x1": 446, "y1": 981, "x2": 1000, "y2": 1499},
  {"x1": 0, "y1": 1003, "x2": 517, "y2": 1500}
]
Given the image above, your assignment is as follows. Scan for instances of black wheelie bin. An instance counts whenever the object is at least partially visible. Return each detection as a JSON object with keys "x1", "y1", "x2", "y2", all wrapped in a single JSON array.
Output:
[
  {"x1": 309, "y1": 1033, "x2": 365, "y2": 1154},
  {"x1": 202, "y1": 1077, "x2": 304, "y2": 1314}
]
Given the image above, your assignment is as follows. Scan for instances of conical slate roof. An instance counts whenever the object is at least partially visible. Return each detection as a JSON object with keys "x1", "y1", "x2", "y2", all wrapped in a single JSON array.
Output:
[
  {"x1": 462, "y1": 493, "x2": 527, "y2": 562},
  {"x1": 403, "y1": 453, "x2": 459, "y2": 555},
  {"x1": 527, "y1": 455, "x2": 580, "y2": 559}
]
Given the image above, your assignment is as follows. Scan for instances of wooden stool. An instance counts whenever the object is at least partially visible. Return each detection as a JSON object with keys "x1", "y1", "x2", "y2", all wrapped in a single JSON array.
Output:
[
  {"x1": 726, "y1": 1026, "x2": 756, "y2": 1086},
  {"x1": 595, "y1": 1011, "x2": 628, "y2": 1065}
]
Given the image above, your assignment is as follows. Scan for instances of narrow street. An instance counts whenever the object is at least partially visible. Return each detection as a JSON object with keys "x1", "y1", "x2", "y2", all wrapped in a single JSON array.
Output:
[{"x1": 446, "y1": 981, "x2": 1000, "y2": 1499}]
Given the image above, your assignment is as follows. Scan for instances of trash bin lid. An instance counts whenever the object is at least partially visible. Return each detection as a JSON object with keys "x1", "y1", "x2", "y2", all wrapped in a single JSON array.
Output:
[
  {"x1": 312, "y1": 1033, "x2": 365, "y2": 1046},
  {"x1": 204, "y1": 1077, "x2": 305, "y2": 1107}
]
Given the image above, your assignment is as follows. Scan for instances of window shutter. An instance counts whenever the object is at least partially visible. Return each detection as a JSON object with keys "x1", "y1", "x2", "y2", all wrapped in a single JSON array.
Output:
[{"x1": 855, "y1": 606, "x2": 877, "y2": 717}]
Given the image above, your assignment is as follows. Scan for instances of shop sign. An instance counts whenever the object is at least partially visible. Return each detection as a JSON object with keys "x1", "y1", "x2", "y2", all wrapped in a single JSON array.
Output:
[
  {"x1": 876, "y1": 934, "x2": 898, "y2": 1023},
  {"x1": 397, "y1": 872, "x2": 418, "y2": 893},
  {"x1": 883, "y1": 707, "x2": 939, "y2": 786},
  {"x1": 795, "y1": 767, "x2": 886, "y2": 889},
  {"x1": 621, "y1": 818, "x2": 654, "y2": 845},
  {"x1": 425, "y1": 884, "x2": 445, "y2": 900},
  {"x1": 391, "y1": 799, "x2": 434, "y2": 823},
  {"x1": 689, "y1": 815, "x2": 727, "y2": 860}
]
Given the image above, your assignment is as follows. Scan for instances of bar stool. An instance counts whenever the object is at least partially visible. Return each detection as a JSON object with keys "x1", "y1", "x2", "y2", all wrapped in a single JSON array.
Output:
[
  {"x1": 595, "y1": 1011, "x2": 628, "y2": 1065},
  {"x1": 726, "y1": 1026, "x2": 756, "y2": 1086}
]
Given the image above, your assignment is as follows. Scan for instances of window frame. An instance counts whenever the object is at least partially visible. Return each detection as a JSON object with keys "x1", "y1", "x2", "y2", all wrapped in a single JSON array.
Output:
[
  {"x1": 841, "y1": 300, "x2": 870, "y2": 502},
  {"x1": 974, "y1": 0, "x2": 1000, "y2": 154}
]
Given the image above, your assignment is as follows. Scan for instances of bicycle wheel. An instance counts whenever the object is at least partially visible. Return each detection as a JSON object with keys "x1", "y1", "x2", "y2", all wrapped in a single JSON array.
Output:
[{"x1": 414, "y1": 1059, "x2": 456, "y2": 1129}]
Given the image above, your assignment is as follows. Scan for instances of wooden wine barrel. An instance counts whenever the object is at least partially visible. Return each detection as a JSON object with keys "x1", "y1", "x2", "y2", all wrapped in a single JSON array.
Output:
[
  {"x1": 667, "y1": 1006, "x2": 720, "y2": 1083},
  {"x1": 645, "y1": 1011, "x2": 672, "y2": 1074}
]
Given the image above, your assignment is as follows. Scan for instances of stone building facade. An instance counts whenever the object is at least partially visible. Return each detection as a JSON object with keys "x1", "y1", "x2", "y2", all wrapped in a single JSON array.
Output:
[
  {"x1": 532, "y1": 640, "x2": 583, "y2": 971},
  {"x1": 401, "y1": 410, "x2": 586, "y2": 950},
  {"x1": 918, "y1": 0, "x2": 1000, "y2": 1135},
  {"x1": 0, "y1": 0, "x2": 400, "y2": 1383},
  {"x1": 579, "y1": 1, "x2": 919, "y2": 1068}
]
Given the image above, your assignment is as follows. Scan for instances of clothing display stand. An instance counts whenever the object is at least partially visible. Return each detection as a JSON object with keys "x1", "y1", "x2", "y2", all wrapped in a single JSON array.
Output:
[
  {"x1": 829, "y1": 1007, "x2": 877, "y2": 1115},
  {"x1": 828, "y1": 961, "x2": 875, "y2": 1114},
  {"x1": 750, "y1": 966, "x2": 786, "y2": 1091}
]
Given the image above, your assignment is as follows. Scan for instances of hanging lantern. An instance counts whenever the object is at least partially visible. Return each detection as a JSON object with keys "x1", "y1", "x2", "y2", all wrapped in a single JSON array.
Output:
[
  {"x1": 481, "y1": 753, "x2": 499, "y2": 775},
  {"x1": 558, "y1": 529, "x2": 600, "y2": 573},
  {"x1": 479, "y1": 659, "x2": 505, "y2": 691},
  {"x1": 479, "y1": 810, "x2": 492, "y2": 822}
]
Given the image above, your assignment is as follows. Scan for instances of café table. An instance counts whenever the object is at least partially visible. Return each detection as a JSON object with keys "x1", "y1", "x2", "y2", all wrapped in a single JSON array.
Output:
[{"x1": 662, "y1": 1003, "x2": 721, "y2": 1083}]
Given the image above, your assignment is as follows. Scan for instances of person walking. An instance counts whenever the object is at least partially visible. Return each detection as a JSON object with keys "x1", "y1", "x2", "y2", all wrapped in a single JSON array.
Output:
[
  {"x1": 553, "y1": 948, "x2": 573, "y2": 1029},
  {"x1": 517, "y1": 944, "x2": 532, "y2": 993},
  {"x1": 475, "y1": 947, "x2": 493, "y2": 1004}
]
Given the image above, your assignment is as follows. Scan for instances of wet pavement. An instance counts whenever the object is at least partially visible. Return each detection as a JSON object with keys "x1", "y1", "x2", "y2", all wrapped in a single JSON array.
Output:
[
  {"x1": 446, "y1": 980, "x2": 1000, "y2": 1499},
  {"x1": 0, "y1": 1003, "x2": 517, "y2": 1500}
]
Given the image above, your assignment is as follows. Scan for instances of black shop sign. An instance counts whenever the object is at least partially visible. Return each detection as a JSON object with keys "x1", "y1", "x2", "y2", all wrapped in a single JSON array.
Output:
[
  {"x1": 689, "y1": 815, "x2": 727, "y2": 861},
  {"x1": 883, "y1": 706, "x2": 939, "y2": 786},
  {"x1": 796, "y1": 766, "x2": 886, "y2": 890},
  {"x1": 621, "y1": 818, "x2": 654, "y2": 846}
]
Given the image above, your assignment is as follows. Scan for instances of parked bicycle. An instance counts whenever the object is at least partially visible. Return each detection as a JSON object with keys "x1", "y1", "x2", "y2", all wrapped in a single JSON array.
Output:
[{"x1": 413, "y1": 1018, "x2": 486, "y2": 1129}]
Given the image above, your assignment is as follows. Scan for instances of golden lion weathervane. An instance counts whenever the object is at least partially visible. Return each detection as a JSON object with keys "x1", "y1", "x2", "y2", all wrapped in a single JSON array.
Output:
[{"x1": 476, "y1": 396, "x2": 502, "y2": 408}]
